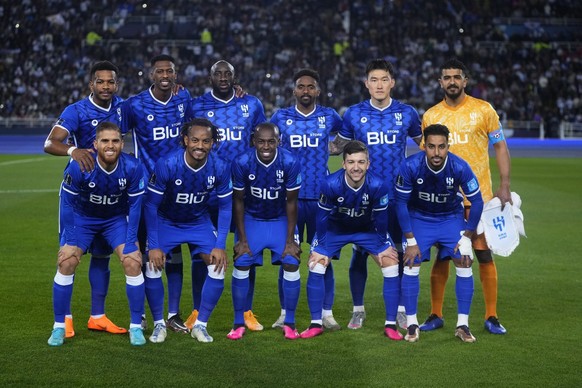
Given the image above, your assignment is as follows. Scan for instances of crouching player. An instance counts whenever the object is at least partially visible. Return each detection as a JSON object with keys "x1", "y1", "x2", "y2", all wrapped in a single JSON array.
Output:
[
  {"x1": 48, "y1": 122, "x2": 146, "y2": 346},
  {"x1": 395, "y1": 124, "x2": 484, "y2": 343},
  {"x1": 145, "y1": 118, "x2": 232, "y2": 343},
  {"x1": 228, "y1": 123, "x2": 302, "y2": 340},
  {"x1": 301, "y1": 140, "x2": 402, "y2": 340}
]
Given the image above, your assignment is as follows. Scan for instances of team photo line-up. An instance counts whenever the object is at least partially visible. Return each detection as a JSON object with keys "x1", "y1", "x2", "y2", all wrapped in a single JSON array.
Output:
[{"x1": 44, "y1": 54, "x2": 512, "y2": 347}]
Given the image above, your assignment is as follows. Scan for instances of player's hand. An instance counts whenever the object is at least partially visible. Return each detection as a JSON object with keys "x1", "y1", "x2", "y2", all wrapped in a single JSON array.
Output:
[
  {"x1": 403, "y1": 245, "x2": 421, "y2": 269},
  {"x1": 376, "y1": 246, "x2": 398, "y2": 267},
  {"x1": 70, "y1": 148, "x2": 95, "y2": 172},
  {"x1": 58, "y1": 244, "x2": 81, "y2": 265},
  {"x1": 307, "y1": 251, "x2": 329, "y2": 270},
  {"x1": 495, "y1": 186, "x2": 512, "y2": 209},
  {"x1": 148, "y1": 248, "x2": 166, "y2": 271},
  {"x1": 233, "y1": 84, "x2": 246, "y2": 98},
  {"x1": 210, "y1": 248, "x2": 228, "y2": 273},
  {"x1": 123, "y1": 249, "x2": 142, "y2": 267},
  {"x1": 233, "y1": 240, "x2": 251, "y2": 261},
  {"x1": 454, "y1": 233, "x2": 474, "y2": 267},
  {"x1": 282, "y1": 240, "x2": 301, "y2": 260},
  {"x1": 172, "y1": 83, "x2": 185, "y2": 95}
]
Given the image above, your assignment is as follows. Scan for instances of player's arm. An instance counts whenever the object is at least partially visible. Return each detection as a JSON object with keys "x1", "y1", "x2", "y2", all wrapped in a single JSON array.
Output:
[
  {"x1": 44, "y1": 126, "x2": 95, "y2": 172},
  {"x1": 493, "y1": 140, "x2": 511, "y2": 207},
  {"x1": 60, "y1": 170, "x2": 80, "y2": 249},
  {"x1": 282, "y1": 188, "x2": 301, "y2": 259},
  {"x1": 394, "y1": 167, "x2": 420, "y2": 267},
  {"x1": 210, "y1": 192, "x2": 233, "y2": 273},
  {"x1": 123, "y1": 165, "x2": 145, "y2": 255},
  {"x1": 144, "y1": 186, "x2": 165, "y2": 270},
  {"x1": 328, "y1": 135, "x2": 350, "y2": 155},
  {"x1": 313, "y1": 198, "x2": 332, "y2": 257},
  {"x1": 232, "y1": 189, "x2": 251, "y2": 259}
]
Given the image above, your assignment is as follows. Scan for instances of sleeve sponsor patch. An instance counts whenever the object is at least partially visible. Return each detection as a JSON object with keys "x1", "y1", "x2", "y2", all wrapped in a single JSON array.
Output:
[
  {"x1": 63, "y1": 173, "x2": 72, "y2": 186},
  {"x1": 396, "y1": 174, "x2": 404, "y2": 188},
  {"x1": 149, "y1": 173, "x2": 157, "y2": 186},
  {"x1": 467, "y1": 178, "x2": 479, "y2": 192},
  {"x1": 380, "y1": 194, "x2": 389, "y2": 206},
  {"x1": 319, "y1": 193, "x2": 328, "y2": 206}
]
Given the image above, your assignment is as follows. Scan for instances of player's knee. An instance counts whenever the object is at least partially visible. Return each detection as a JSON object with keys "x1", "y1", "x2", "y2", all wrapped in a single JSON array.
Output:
[
  {"x1": 58, "y1": 255, "x2": 80, "y2": 274},
  {"x1": 474, "y1": 249, "x2": 493, "y2": 263},
  {"x1": 282, "y1": 263, "x2": 299, "y2": 273},
  {"x1": 232, "y1": 267, "x2": 250, "y2": 279},
  {"x1": 122, "y1": 257, "x2": 142, "y2": 276}
]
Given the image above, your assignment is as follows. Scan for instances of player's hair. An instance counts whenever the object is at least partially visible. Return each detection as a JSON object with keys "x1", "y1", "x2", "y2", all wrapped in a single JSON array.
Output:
[
  {"x1": 90, "y1": 61, "x2": 119, "y2": 80},
  {"x1": 150, "y1": 54, "x2": 175, "y2": 67},
  {"x1": 423, "y1": 124, "x2": 450, "y2": 142},
  {"x1": 441, "y1": 58, "x2": 469, "y2": 78},
  {"x1": 210, "y1": 60, "x2": 235, "y2": 75},
  {"x1": 252, "y1": 122, "x2": 280, "y2": 140},
  {"x1": 293, "y1": 68, "x2": 320, "y2": 84},
  {"x1": 365, "y1": 59, "x2": 396, "y2": 78},
  {"x1": 95, "y1": 121, "x2": 122, "y2": 138},
  {"x1": 180, "y1": 118, "x2": 219, "y2": 147},
  {"x1": 342, "y1": 140, "x2": 369, "y2": 160}
]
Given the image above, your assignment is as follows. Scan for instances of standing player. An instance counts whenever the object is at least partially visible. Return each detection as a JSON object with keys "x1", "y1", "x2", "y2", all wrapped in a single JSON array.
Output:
[
  {"x1": 300, "y1": 141, "x2": 402, "y2": 341},
  {"x1": 145, "y1": 118, "x2": 232, "y2": 343},
  {"x1": 123, "y1": 54, "x2": 195, "y2": 336},
  {"x1": 187, "y1": 60, "x2": 267, "y2": 332},
  {"x1": 419, "y1": 59, "x2": 511, "y2": 335},
  {"x1": 44, "y1": 61, "x2": 126, "y2": 338},
  {"x1": 330, "y1": 59, "x2": 422, "y2": 330},
  {"x1": 47, "y1": 122, "x2": 146, "y2": 346},
  {"x1": 395, "y1": 124, "x2": 484, "y2": 343},
  {"x1": 270, "y1": 69, "x2": 343, "y2": 331},
  {"x1": 228, "y1": 123, "x2": 302, "y2": 340}
]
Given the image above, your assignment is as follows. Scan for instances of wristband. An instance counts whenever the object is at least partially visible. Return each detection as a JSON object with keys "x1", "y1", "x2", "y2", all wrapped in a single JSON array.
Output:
[
  {"x1": 67, "y1": 146, "x2": 77, "y2": 156},
  {"x1": 406, "y1": 237, "x2": 417, "y2": 246}
]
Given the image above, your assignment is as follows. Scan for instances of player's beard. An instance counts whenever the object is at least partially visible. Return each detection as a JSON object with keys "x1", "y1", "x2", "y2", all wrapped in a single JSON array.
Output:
[{"x1": 445, "y1": 86, "x2": 462, "y2": 100}]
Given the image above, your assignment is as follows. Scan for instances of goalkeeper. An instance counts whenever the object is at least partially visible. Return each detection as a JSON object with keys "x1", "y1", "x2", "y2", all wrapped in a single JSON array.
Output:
[{"x1": 394, "y1": 124, "x2": 484, "y2": 344}]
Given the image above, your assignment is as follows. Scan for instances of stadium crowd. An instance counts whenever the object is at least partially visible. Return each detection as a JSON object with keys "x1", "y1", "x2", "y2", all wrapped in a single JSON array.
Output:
[{"x1": 2, "y1": 0, "x2": 582, "y2": 133}]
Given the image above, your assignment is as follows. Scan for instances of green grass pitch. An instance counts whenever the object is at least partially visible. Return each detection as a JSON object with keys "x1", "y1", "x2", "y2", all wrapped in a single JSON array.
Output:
[{"x1": 0, "y1": 154, "x2": 580, "y2": 387}]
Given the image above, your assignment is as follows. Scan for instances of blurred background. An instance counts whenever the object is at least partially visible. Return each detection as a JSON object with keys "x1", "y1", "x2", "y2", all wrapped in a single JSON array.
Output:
[{"x1": 1, "y1": 0, "x2": 581, "y2": 139}]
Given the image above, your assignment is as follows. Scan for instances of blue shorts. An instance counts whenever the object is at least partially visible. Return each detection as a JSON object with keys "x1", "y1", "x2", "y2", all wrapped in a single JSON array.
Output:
[
  {"x1": 234, "y1": 215, "x2": 300, "y2": 267},
  {"x1": 59, "y1": 193, "x2": 112, "y2": 256},
  {"x1": 410, "y1": 211, "x2": 467, "y2": 264},
  {"x1": 61, "y1": 215, "x2": 127, "y2": 253},
  {"x1": 156, "y1": 217, "x2": 216, "y2": 256},
  {"x1": 297, "y1": 199, "x2": 318, "y2": 244},
  {"x1": 312, "y1": 229, "x2": 394, "y2": 259}
]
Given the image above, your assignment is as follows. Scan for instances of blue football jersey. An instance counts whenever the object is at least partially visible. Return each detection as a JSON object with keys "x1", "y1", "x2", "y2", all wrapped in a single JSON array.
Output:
[
  {"x1": 61, "y1": 152, "x2": 146, "y2": 219},
  {"x1": 395, "y1": 152, "x2": 482, "y2": 231},
  {"x1": 191, "y1": 91, "x2": 266, "y2": 163},
  {"x1": 147, "y1": 150, "x2": 233, "y2": 224},
  {"x1": 318, "y1": 169, "x2": 390, "y2": 234},
  {"x1": 54, "y1": 94, "x2": 124, "y2": 149},
  {"x1": 123, "y1": 87, "x2": 195, "y2": 176},
  {"x1": 271, "y1": 105, "x2": 342, "y2": 200},
  {"x1": 339, "y1": 99, "x2": 421, "y2": 198},
  {"x1": 232, "y1": 148, "x2": 301, "y2": 220}
]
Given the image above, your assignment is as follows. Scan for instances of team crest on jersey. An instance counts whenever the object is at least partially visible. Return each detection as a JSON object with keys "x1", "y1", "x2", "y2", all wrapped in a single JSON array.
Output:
[
  {"x1": 276, "y1": 170, "x2": 284, "y2": 182},
  {"x1": 394, "y1": 113, "x2": 403, "y2": 126},
  {"x1": 118, "y1": 178, "x2": 127, "y2": 189},
  {"x1": 470, "y1": 112, "x2": 478, "y2": 125},
  {"x1": 178, "y1": 104, "x2": 184, "y2": 112},
  {"x1": 147, "y1": 114, "x2": 154, "y2": 121},
  {"x1": 360, "y1": 117, "x2": 368, "y2": 124},
  {"x1": 446, "y1": 177, "x2": 454, "y2": 189},
  {"x1": 318, "y1": 116, "x2": 326, "y2": 129},
  {"x1": 91, "y1": 119, "x2": 99, "y2": 127},
  {"x1": 175, "y1": 179, "x2": 183, "y2": 186},
  {"x1": 362, "y1": 193, "x2": 369, "y2": 205},
  {"x1": 248, "y1": 174, "x2": 256, "y2": 180},
  {"x1": 286, "y1": 119, "x2": 293, "y2": 126},
  {"x1": 207, "y1": 175, "x2": 216, "y2": 189},
  {"x1": 240, "y1": 104, "x2": 250, "y2": 118}
]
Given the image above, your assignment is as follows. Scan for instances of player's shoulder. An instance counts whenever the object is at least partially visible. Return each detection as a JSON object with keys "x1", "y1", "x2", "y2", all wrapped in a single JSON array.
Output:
[
  {"x1": 271, "y1": 105, "x2": 294, "y2": 119},
  {"x1": 232, "y1": 148, "x2": 254, "y2": 166},
  {"x1": 365, "y1": 170, "x2": 387, "y2": 188},
  {"x1": 447, "y1": 152, "x2": 472, "y2": 170},
  {"x1": 278, "y1": 147, "x2": 298, "y2": 164}
]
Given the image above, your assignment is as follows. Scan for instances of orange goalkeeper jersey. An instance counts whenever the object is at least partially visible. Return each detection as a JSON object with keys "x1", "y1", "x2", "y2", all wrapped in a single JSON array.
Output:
[{"x1": 421, "y1": 95, "x2": 505, "y2": 203}]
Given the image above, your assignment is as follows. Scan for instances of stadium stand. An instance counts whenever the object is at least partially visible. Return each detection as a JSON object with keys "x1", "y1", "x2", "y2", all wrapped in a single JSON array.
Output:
[{"x1": 1, "y1": 0, "x2": 581, "y2": 138}]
